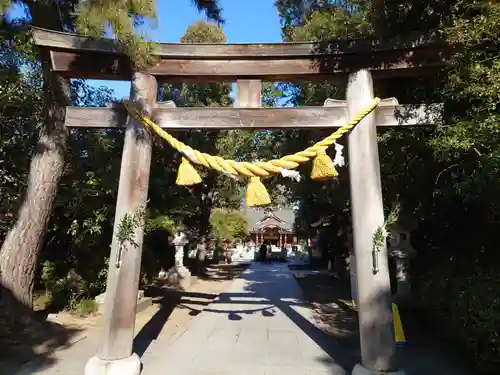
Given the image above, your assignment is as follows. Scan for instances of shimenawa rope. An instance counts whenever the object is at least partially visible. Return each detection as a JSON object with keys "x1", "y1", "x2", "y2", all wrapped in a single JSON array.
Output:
[{"x1": 123, "y1": 98, "x2": 381, "y2": 206}]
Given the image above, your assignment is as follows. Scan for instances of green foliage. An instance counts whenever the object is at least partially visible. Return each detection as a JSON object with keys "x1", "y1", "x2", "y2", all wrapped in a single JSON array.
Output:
[
  {"x1": 48, "y1": 267, "x2": 92, "y2": 311},
  {"x1": 1, "y1": 17, "x2": 250, "y2": 314},
  {"x1": 276, "y1": 0, "x2": 372, "y2": 41},
  {"x1": 160, "y1": 20, "x2": 234, "y2": 251},
  {"x1": 367, "y1": 204, "x2": 400, "y2": 274},
  {"x1": 372, "y1": 203, "x2": 400, "y2": 255},
  {"x1": 145, "y1": 214, "x2": 176, "y2": 233},
  {"x1": 73, "y1": 299, "x2": 98, "y2": 317},
  {"x1": 210, "y1": 210, "x2": 248, "y2": 245},
  {"x1": 188, "y1": 0, "x2": 223, "y2": 25},
  {"x1": 1, "y1": 2, "x2": 495, "y2": 370},
  {"x1": 74, "y1": 0, "x2": 225, "y2": 67},
  {"x1": 116, "y1": 206, "x2": 146, "y2": 252},
  {"x1": 0, "y1": 0, "x2": 8, "y2": 14},
  {"x1": 287, "y1": 6, "x2": 371, "y2": 41},
  {"x1": 0, "y1": 26, "x2": 42, "y2": 240},
  {"x1": 75, "y1": 0, "x2": 157, "y2": 68},
  {"x1": 33, "y1": 293, "x2": 51, "y2": 311},
  {"x1": 414, "y1": 259, "x2": 500, "y2": 372},
  {"x1": 163, "y1": 20, "x2": 290, "y2": 209},
  {"x1": 1, "y1": 1, "x2": 224, "y2": 67},
  {"x1": 181, "y1": 19, "x2": 226, "y2": 43},
  {"x1": 0, "y1": 19, "x2": 134, "y2": 309},
  {"x1": 0, "y1": 6, "x2": 271, "y2": 318},
  {"x1": 40, "y1": 260, "x2": 88, "y2": 310},
  {"x1": 278, "y1": 1, "x2": 500, "y2": 371}
]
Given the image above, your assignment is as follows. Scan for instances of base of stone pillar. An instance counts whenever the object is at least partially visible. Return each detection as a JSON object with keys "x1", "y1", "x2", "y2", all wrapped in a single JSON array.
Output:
[
  {"x1": 84, "y1": 353, "x2": 141, "y2": 375},
  {"x1": 166, "y1": 266, "x2": 192, "y2": 290},
  {"x1": 352, "y1": 363, "x2": 406, "y2": 375}
]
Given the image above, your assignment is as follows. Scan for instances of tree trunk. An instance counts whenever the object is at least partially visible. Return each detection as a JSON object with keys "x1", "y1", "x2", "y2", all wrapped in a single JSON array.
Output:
[
  {"x1": 195, "y1": 173, "x2": 216, "y2": 274},
  {"x1": 195, "y1": 208, "x2": 211, "y2": 274},
  {"x1": 0, "y1": 3, "x2": 70, "y2": 309},
  {"x1": 307, "y1": 243, "x2": 313, "y2": 265},
  {"x1": 196, "y1": 238, "x2": 208, "y2": 274}
]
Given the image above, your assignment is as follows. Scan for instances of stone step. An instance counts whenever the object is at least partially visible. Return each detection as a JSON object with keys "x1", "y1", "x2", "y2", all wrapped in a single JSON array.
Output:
[
  {"x1": 136, "y1": 296, "x2": 153, "y2": 314},
  {"x1": 95, "y1": 290, "x2": 152, "y2": 315}
]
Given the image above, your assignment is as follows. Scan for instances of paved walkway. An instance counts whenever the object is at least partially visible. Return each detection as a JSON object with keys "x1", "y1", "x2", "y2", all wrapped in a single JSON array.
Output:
[
  {"x1": 141, "y1": 262, "x2": 345, "y2": 375},
  {"x1": 15, "y1": 261, "x2": 471, "y2": 375}
]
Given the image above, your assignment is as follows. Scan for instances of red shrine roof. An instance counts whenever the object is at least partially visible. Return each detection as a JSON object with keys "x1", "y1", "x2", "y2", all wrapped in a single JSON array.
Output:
[{"x1": 247, "y1": 207, "x2": 294, "y2": 232}]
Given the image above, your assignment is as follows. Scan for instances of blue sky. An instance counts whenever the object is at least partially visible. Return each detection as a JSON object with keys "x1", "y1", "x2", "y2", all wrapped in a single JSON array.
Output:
[{"x1": 7, "y1": 0, "x2": 283, "y2": 99}]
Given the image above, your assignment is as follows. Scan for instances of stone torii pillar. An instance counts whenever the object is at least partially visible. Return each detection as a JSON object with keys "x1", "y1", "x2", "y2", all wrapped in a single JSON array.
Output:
[
  {"x1": 346, "y1": 69, "x2": 405, "y2": 375},
  {"x1": 85, "y1": 72, "x2": 157, "y2": 375}
]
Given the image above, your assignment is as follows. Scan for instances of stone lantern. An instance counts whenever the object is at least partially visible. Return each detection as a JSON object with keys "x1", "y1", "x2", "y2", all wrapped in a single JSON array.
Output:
[
  {"x1": 166, "y1": 230, "x2": 191, "y2": 290},
  {"x1": 388, "y1": 216, "x2": 417, "y2": 301}
]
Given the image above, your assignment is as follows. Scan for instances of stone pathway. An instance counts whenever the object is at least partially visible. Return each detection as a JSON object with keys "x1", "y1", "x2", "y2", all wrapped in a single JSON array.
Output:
[
  {"x1": 140, "y1": 262, "x2": 347, "y2": 375},
  {"x1": 9, "y1": 267, "x2": 244, "y2": 375},
  {"x1": 12, "y1": 261, "x2": 472, "y2": 375},
  {"x1": 139, "y1": 262, "x2": 472, "y2": 375}
]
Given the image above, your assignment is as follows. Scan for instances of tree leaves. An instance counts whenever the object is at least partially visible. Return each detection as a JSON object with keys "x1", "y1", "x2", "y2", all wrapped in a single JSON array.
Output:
[
  {"x1": 74, "y1": 0, "x2": 224, "y2": 67},
  {"x1": 277, "y1": 2, "x2": 500, "y2": 369}
]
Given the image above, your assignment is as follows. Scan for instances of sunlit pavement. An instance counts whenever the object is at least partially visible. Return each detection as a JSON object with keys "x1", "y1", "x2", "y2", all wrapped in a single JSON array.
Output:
[{"x1": 141, "y1": 262, "x2": 346, "y2": 375}]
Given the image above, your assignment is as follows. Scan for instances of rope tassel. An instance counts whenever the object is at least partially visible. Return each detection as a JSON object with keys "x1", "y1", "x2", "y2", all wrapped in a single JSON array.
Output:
[
  {"x1": 310, "y1": 150, "x2": 338, "y2": 181},
  {"x1": 176, "y1": 157, "x2": 202, "y2": 186},
  {"x1": 245, "y1": 177, "x2": 271, "y2": 207}
]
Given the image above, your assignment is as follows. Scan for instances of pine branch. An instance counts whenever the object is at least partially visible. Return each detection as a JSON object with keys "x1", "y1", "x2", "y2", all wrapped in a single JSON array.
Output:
[{"x1": 75, "y1": 0, "x2": 224, "y2": 68}]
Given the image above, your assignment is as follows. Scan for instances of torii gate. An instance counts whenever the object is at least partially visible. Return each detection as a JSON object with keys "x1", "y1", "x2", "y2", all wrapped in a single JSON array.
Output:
[{"x1": 32, "y1": 28, "x2": 444, "y2": 375}]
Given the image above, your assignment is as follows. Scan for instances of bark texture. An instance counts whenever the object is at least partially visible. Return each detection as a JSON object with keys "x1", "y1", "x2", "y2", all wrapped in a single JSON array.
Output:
[
  {"x1": 0, "y1": 1, "x2": 70, "y2": 309},
  {"x1": 195, "y1": 172, "x2": 216, "y2": 274}
]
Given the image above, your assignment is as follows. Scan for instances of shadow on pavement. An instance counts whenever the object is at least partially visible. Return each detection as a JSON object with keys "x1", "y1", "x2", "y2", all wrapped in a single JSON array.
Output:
[
  {"x1": 132, "y1": 290, "x2": 217, "y2": 357},
  {"x1": 161, "y1": 262, "x2": 473, "y2": 375},
  {"x1": 0, "y1": 286, "x2": 83, "y2": 375},
  {"x1": 236, "y1": 264, "x2": 359, "y2": 371},
  {"x1": 131, "y1": 261, "x2": 472, "y2": 375}
]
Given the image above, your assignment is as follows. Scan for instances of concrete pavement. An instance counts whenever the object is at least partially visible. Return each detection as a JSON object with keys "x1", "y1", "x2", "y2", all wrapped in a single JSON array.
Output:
[
  {"x1": 140, "y1": 262, "x2": 349, "y2": 375},
  {"x1": 13, "y1": 261, "x2": 471, "y2": 375}
]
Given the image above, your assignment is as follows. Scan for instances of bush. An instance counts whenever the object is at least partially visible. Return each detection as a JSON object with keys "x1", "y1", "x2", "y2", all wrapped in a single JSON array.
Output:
[
  {"x1": 40, "y1": 260, "x2": 108, "y2": 312},
  {"x1": 210, "y1": 210, "x2": 247, "y2": 246},
  {"x1": 40, "y1": 261, "x2": 88, "y2": 310},
  {"x1": 143, "y1": 215, "x2": 176, "y2": 283},
  {"x1": 72, "y1": 299, "x2": 98, "y2": 317},
  {"x1": 413, "y1": 257, "x2": 500, "y2": 373},
  {"x1": 33, "y1": 293, "x2": 51, "y2": 311}
]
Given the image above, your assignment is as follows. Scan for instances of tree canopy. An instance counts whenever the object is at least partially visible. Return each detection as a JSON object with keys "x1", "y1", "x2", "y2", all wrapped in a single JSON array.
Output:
[
  {"x1": 274, "y1": 1, "x2": 500, "y2": 371},
  {"x1": 0, "y1": 0, "x2": 226, "y2": 312}
]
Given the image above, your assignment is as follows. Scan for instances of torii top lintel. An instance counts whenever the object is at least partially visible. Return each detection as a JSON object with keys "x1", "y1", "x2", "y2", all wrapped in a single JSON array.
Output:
[{"x1": 30, "y1": 27, "x2": 451, "y2": 83}]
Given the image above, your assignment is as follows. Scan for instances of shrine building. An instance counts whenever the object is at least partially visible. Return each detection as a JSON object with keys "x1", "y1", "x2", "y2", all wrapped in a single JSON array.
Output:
[{"x1": 245, "y1": 207, "x2": 296, "y2": 248}]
